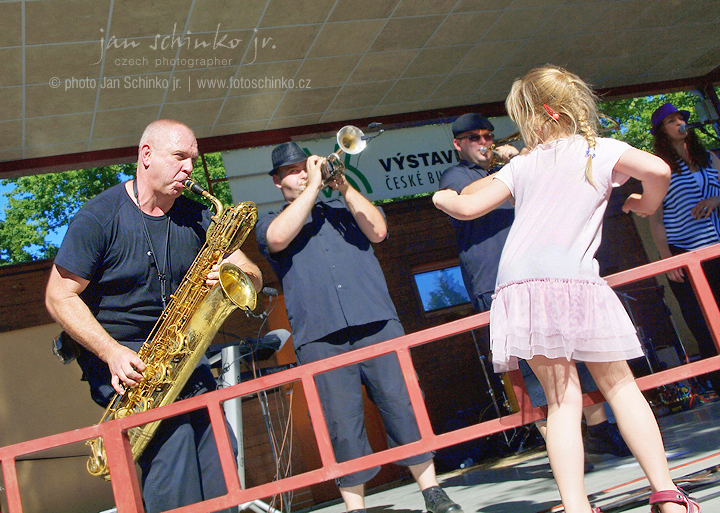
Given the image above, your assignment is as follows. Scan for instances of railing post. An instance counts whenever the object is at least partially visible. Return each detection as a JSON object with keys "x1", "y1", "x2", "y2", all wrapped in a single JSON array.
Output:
[{"x1": 103, "y1": 430, "x2": 144, "y2": 513}]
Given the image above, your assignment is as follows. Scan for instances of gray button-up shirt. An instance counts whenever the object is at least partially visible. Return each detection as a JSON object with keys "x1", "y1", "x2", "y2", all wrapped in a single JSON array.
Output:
[{"x1": 255, "y1": 197, "x2": 399, "y2": 349}]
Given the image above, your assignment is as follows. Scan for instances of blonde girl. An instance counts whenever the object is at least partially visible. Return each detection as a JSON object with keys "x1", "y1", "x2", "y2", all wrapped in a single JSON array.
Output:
[{"x1": 433, "y1": 65, "x2": 698, "y2": 513}]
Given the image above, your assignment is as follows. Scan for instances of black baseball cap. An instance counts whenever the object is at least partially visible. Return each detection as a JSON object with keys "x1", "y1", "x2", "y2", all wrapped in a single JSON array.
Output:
[{"x1": 452, "y1": 113, "x2": 494, "y2": 137}]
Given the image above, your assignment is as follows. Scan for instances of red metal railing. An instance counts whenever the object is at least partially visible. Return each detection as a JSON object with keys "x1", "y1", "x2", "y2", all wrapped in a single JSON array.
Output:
[{"x1": 2, "y1": 243, "x2": 719, "y2": 513}]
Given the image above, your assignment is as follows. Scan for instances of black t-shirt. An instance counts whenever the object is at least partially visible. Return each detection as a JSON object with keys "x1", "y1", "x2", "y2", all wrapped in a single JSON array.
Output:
[{"x1": 54, "y1": 182, "x2": 213, "y2": 405}]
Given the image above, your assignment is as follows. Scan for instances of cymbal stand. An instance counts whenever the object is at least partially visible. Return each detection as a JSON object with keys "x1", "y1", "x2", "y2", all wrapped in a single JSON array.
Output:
[
  {"x1": 469, "y1": 329, "x2": 511, "y2": 446},
  {"x1": 616, "y1": 291, "x2": 656, "y2": 373}
]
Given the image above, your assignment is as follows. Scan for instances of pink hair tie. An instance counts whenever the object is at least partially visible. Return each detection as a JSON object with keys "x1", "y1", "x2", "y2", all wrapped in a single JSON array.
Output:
[{"x1": 543, "y1": 104, "x2": 561, "y2": 121}]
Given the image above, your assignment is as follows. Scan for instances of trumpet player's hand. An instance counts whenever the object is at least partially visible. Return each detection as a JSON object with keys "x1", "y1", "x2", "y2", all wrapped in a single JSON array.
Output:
[
  {"x1": 327, "y1": 172, "x2": 347, "y2": 193},
  {"x1": 107, "y1": 344, "x2": 145, "y2": 394},
  {"x1": 305, "y1": 155, "x2": 325, "y2": 192},
  {"x1": 495, "y1": 144, "x2": 519, "y2": 162}
]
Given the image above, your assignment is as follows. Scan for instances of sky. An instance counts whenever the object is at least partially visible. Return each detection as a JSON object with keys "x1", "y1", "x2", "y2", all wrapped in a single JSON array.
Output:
[{"x1": 0, "y1": 182, "x2": 10, "y2": 218}]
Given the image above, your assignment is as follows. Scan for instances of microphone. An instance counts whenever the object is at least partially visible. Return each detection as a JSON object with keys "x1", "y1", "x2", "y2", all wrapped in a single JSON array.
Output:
[
  {"x1": 680, "y1": 121, "x2": 710, "y2": 133},
  {"x1": 261, "y1": 287, "x2": 278, "y2": 296}
]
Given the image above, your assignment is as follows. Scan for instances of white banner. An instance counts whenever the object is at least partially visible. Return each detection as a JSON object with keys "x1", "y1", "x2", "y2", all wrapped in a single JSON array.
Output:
[{"x1": 222, "y1": 116, "x2": 518, "y2": 216}]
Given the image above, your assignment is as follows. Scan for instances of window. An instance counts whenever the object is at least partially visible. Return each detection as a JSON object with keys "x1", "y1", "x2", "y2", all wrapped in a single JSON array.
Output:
[{"x1": 413, "y1": 263, "x2": 471, "y2": 314}]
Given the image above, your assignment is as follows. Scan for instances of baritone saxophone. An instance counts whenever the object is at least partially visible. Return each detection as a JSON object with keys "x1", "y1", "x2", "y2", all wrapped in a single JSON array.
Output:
[{"x1": 86, "y1": 179, "x2": 258, "y2": 480}]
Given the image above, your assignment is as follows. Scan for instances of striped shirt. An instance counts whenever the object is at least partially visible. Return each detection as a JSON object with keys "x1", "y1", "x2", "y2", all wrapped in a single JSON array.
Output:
[{"x1": 663, "y1": 152, "x2": 720, "y2": 250}]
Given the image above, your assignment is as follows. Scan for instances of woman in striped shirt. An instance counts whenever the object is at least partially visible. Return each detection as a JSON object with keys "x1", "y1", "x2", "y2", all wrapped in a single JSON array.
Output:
[{"x1": 649, "y1": 102, "x2": 720, "y2": 395}]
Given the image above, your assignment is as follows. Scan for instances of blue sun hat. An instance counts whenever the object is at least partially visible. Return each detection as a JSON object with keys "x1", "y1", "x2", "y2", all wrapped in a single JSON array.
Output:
[{"x1": 650, "y1": 103, "x2": 690, "y2": 135}]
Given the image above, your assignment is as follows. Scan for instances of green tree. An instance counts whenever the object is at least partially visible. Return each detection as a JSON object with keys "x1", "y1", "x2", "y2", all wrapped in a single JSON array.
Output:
[
  {"x1": 188, "y1": 152, "x2": 234, "y2": 208},
  {"x1": 600, "y1": 91, "x2": 719, "y2": 150},
  {"x1": 0, "y1": 165, "x2": 131, "y2": 264},
  {"x1": 0, "y1": 153, "x2": 233, "y2": 266}
]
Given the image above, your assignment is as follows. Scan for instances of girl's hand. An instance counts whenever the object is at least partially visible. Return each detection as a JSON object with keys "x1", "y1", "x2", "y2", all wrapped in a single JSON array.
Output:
[
  {"x1": 622, "y1": 193, "x2": 653, "y2": 218},
  {"x1": 691, "y1": 196, "x2": 720, "y2": 219}
]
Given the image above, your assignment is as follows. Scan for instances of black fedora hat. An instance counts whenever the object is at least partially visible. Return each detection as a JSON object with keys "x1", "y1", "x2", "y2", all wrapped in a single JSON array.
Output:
[{"x1": 269, "y1": 142, "x2": 308, "y2": 176}]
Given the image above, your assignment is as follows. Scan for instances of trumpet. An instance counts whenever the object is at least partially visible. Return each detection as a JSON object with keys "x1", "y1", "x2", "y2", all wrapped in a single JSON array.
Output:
[
  {"x1": 480, "y1": 131, "x2": 522, "y2": 167},
  {"x1": 321, "y1": 125, "x2": 367, "y2": 187}
]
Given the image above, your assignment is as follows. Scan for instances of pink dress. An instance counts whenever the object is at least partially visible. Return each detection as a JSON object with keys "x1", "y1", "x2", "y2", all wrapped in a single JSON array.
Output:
[{"x1": 490, "y1": 135, "x2": 644, "y2": 372}]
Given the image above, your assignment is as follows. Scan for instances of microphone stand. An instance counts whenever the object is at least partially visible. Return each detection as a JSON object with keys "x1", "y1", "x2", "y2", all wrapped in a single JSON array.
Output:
[
  {"x1": 218, "y1": 287, "x2": 289, "y2": 513},
  {"x1": 222, "y1": 331, "x2": 291, "y2": 513}
]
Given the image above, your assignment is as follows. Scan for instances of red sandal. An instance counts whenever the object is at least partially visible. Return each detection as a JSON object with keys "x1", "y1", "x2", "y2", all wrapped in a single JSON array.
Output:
[{"x1": 649, "y1": 488, "x2": 700, "y2": 512}]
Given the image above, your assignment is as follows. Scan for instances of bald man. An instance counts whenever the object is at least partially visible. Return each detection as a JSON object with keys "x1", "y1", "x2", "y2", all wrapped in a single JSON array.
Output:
[{"x1": 46, "y1": 119, "x2": 262, "y2": 513}]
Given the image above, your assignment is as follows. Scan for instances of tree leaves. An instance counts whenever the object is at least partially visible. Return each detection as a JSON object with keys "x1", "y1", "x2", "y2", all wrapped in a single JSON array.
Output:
[
  {"x1": 0, "y1": 153, "x2": 232, "y2": 265},
  {"x1": 600, "y1": 91, "x2": 719, "y2": 150},
  {"x1": 0, "y1": 166, "x2": 129, "y2": 264}
]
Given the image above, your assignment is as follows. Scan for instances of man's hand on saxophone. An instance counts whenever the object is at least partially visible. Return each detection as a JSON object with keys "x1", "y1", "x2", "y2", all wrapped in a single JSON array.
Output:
[
  {"x1": 206, "y1": 248, "x2": 263, "y2": 291},
  {"x1": 106, "y1": 344, "x2": 146, "y2": 394}
]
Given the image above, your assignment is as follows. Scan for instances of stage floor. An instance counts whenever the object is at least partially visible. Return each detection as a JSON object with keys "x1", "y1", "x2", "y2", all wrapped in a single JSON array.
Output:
[{"x1": 304, "y1": 399, "x2": 720, "y2": 513}]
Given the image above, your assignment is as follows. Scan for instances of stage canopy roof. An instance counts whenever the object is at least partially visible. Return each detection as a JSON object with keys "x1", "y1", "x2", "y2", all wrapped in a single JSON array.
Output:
[{"x1": 1, "y1": 0, "x2": 720, "y2": 177}]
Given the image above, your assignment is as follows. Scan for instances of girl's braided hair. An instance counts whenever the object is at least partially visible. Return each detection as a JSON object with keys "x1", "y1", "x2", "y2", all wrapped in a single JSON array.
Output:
[{"x1": 506, "y1": 65, "x2": 602, "y2": 185}]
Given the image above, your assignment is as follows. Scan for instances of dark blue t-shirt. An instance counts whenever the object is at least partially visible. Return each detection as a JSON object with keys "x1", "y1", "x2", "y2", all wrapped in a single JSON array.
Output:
[
  {"x1": 54, "y1": 182, "x2": 213, "y2": 405},
  {"x1": 255, "y1": 197, "x2": 399, "y2": 349},
  {"x1": 439, "y1": 160, "x2": 514, "y2": 310}
]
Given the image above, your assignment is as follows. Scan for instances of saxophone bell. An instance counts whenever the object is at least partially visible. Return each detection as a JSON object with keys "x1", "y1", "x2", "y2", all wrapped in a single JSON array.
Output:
[{"x1": 218, "y1": 261, "x2": 257, "y2": 311}]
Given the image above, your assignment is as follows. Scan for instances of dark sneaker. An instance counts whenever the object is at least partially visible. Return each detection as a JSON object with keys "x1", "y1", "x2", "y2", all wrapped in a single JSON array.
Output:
[
  {"x1": 422, "y1": 486, "x2": 463, "y2": 513},
  {"x1": 585, "y1": 421, "x2": 631, "y2": 457}
]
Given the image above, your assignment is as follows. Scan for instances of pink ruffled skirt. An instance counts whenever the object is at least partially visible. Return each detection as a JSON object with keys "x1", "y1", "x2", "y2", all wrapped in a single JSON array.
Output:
[{"x1": 490, "y1": 278, "x2": 643, "y2": 372}]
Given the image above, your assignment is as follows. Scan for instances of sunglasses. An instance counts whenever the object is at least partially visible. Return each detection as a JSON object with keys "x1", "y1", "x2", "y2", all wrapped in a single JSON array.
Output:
[{"x1": 456, "y1": 133, "x2": 494, "y2": 142}]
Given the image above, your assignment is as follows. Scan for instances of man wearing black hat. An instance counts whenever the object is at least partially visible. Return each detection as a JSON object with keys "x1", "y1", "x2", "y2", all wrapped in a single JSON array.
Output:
[
  {"x1": 439, "y1": 113, "x2": 518, "y2": 312},
  {"x1": 439, "y1": 114, "x2": 630, "y2": 461},
  {"x1": 255, "y1": 142, "x2": 462, "y2": 513}
]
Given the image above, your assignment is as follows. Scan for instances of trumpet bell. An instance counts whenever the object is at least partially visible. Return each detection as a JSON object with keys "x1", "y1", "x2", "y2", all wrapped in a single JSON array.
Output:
[{"x1": 337, "y1": 125, "x2": 366, "y2": 155}]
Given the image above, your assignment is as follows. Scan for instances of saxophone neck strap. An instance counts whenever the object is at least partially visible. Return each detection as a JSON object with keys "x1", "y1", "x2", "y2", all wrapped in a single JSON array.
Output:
[{"x1": 133, "y1": 179, "x2": 171, "y2": 309}]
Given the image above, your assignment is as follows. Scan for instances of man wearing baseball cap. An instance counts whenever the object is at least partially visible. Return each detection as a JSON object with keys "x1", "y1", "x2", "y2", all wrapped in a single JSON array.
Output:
[
  {"x1": 256, "y1": 142, "x2": 462, "y2": 513},
  {"x1": 439, "y1": 113, "x2": 518, "y2": 313}
]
